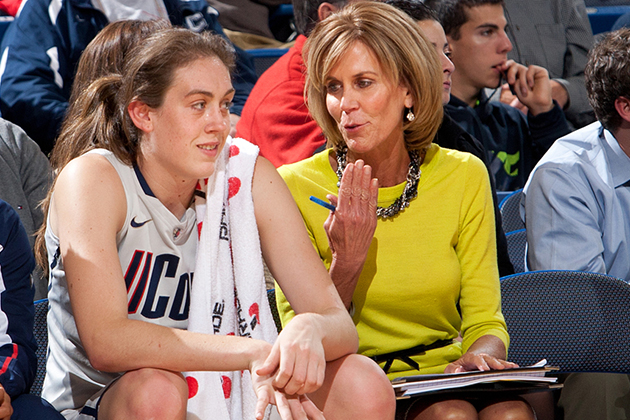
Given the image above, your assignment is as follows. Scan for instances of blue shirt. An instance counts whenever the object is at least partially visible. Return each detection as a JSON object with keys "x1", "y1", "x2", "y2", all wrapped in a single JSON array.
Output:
[{"x1": 522, "y1": 122, "x2": 630, "y2": 280}]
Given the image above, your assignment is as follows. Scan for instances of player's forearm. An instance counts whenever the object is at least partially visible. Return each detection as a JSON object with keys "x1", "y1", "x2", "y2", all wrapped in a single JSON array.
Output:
[{"x1": 83, "y1": 319, "x2": 271, "y2": 373}]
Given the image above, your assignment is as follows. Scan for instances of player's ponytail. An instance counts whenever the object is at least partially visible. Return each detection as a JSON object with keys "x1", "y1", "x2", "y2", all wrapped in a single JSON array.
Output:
[
  {"x1": 35, "y1": 73, "x2": 127, "y2": 272},
  {"x1": 50, "y1": 74, "x2": 129, "y2": 169}
]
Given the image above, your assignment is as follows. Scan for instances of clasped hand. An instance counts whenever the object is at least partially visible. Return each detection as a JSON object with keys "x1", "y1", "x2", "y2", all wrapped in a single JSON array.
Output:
[{"x1": 251, "y1": 315, "x2": 327, "y2": 420}]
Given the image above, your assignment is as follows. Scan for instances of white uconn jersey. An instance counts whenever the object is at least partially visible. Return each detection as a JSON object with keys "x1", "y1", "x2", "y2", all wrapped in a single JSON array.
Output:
[{"x1": 42, "y1": 149, "x2": 197, "y2": 413}]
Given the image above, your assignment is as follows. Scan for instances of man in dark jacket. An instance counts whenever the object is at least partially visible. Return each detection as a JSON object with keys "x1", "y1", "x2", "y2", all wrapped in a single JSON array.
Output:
[
  {"x1": 426, "y1": 0, "x2": 572, "y2": 191},
  {"x1": 0, "y1": 0, "x2": 257, "y2": 154}
]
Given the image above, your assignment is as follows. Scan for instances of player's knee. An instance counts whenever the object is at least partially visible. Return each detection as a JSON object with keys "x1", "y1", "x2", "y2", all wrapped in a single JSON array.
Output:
[
  {"x1": 337, "y1": 354, "x2": 397, "y2": 417},
  {"x1": 122, "y1": 368, "x2": 188, "y2": 419}
]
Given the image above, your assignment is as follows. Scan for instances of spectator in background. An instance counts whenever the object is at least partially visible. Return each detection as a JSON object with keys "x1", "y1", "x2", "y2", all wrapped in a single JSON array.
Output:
[
  {"x1": 207, "y1": 0, "x2": 295, "y2": 49},
  {"x1": 66, "y1": 19, "x2": 172, "y2": 121},
  {"x1": 0, "y1": 0, "x2": 257, "y2": 155},
  {"x1": 499, "y1": 0, "x2": 596, "y2": 129},
  {"x1": 236, "y1": 0, "x2": 346, "y2": 168},
  {"x1": 0, "y1": 0, "x2": 19, "y2": 16},
  {"x1": 522, "y1": 27, "x2": 630, "y2": 420},
  {"x1": 0, "y1": 119, "x2": 51, "y2": 249},
  {"x1": 0, "y1": 118, "x2": 51, "y2": 300},
  {"x1": 426, "y1": 0, "x2": 571, "y2": 191},
  {"x1": 0, "y1": 198, "x2": 64, "y2": 419}
]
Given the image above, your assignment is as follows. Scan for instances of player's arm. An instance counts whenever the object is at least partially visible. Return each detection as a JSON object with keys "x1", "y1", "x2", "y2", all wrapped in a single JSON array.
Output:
[
  {"x1": 50, "y1": 153, "x2": 271, "y2": 374},
  {"x1": 252, "y1": 157, "x2": 358, "y2": 392}
]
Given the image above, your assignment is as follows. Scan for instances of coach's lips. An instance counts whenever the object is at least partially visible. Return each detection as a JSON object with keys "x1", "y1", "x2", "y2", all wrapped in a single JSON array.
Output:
[{"x1": 342, "y1": 121, "x2": 368, "y2": 133}]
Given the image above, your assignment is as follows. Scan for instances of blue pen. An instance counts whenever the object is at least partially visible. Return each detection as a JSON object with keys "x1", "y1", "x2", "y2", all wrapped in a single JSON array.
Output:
[{"x1": 309, "y1": 195, "x2": 336, "y2": 212}]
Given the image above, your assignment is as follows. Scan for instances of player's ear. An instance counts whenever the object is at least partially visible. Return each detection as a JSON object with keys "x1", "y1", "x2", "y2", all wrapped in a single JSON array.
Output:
[{"x1": 128, "y1": 100, "x2": 154, "y2": 133}]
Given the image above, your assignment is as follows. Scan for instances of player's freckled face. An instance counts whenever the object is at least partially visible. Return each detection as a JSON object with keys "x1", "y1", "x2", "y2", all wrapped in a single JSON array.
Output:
[{"x1": 142, "y1": 56, "x2": 235, "y2": 182}]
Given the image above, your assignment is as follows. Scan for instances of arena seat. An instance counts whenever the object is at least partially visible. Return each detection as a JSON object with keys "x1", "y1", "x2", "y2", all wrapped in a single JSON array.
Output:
[
  {"x1": 499, "y1": 188, "x2": 524, "y2": 234},
  {"x1": 587, "y1": 5, "x2": 630, "y2": 34},
  {"x1": 247, "y1": 48, "x2": 289, "y2": 78},
  {"x1": 501, "y1": 270, "x2": 630, "y2": 373},
  {"x1": 506, "y1": 228, "x2": 527, "y2": 273},
  {"x1": 31, "y1": 299, "x2": 48, "y2": 396}
]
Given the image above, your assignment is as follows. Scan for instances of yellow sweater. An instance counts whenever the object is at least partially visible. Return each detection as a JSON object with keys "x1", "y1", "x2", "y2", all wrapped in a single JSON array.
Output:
[{"x1": 277, "y1": 144, "x2": 508, "y2": 379}]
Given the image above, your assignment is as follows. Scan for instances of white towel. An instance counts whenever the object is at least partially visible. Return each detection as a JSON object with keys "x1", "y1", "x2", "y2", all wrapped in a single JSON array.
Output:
[{"x1": 186, "y1": 137, "x2": 278, "y2": 420}]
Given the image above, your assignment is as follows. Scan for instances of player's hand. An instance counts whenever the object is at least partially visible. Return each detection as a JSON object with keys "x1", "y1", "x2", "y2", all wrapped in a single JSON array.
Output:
[
  {"x1": 251, "y1": 331, "x2": 326, "y2": 420},
  {"x1": 256, "y1": 314, "x2": 326, "y2": 396},
  {"x1": 274, "y1": 393, "x2": 325, "y2": 420},
  {"x1": 252, "y1": 382, "x2": 325, "y2": 420}
]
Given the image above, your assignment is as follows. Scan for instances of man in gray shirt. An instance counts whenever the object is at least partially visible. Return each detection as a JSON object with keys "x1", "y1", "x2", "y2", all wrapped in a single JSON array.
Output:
[
  {"x1": 502, "y1": 0, "x2": 596, "y2": 128},
  {"x1": 0, "y1": 119, "x2": 51, "y2": 299}
]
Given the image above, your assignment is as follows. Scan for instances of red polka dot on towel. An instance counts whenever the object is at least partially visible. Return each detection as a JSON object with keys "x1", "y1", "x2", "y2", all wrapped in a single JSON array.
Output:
[
  {"x1": 228, "y1": 177, "x2": 241, "y2": 199},
  {"x1": 249, "y1": 303, "x2": 259, "y2": 320},
  {"x1": 221, "y1": 375, "x2": 232, "y2": 399},
  {"x1": 229, "y1": 145, "x2": 240, "y2": 157},
  {"x1": 186, "y1": 376, "x2": 199, "y2": 399}
]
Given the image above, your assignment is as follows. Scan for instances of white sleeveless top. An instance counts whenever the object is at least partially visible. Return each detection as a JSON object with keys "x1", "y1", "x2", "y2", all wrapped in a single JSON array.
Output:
[{"x1": 42, "y1": 149, "x2": 197, "y2": 412}]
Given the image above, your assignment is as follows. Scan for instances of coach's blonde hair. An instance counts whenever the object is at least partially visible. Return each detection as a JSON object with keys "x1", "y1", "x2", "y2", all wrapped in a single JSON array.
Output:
[{"x1": 305, "y1": 1, "x2": 443, "y2": 152}]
